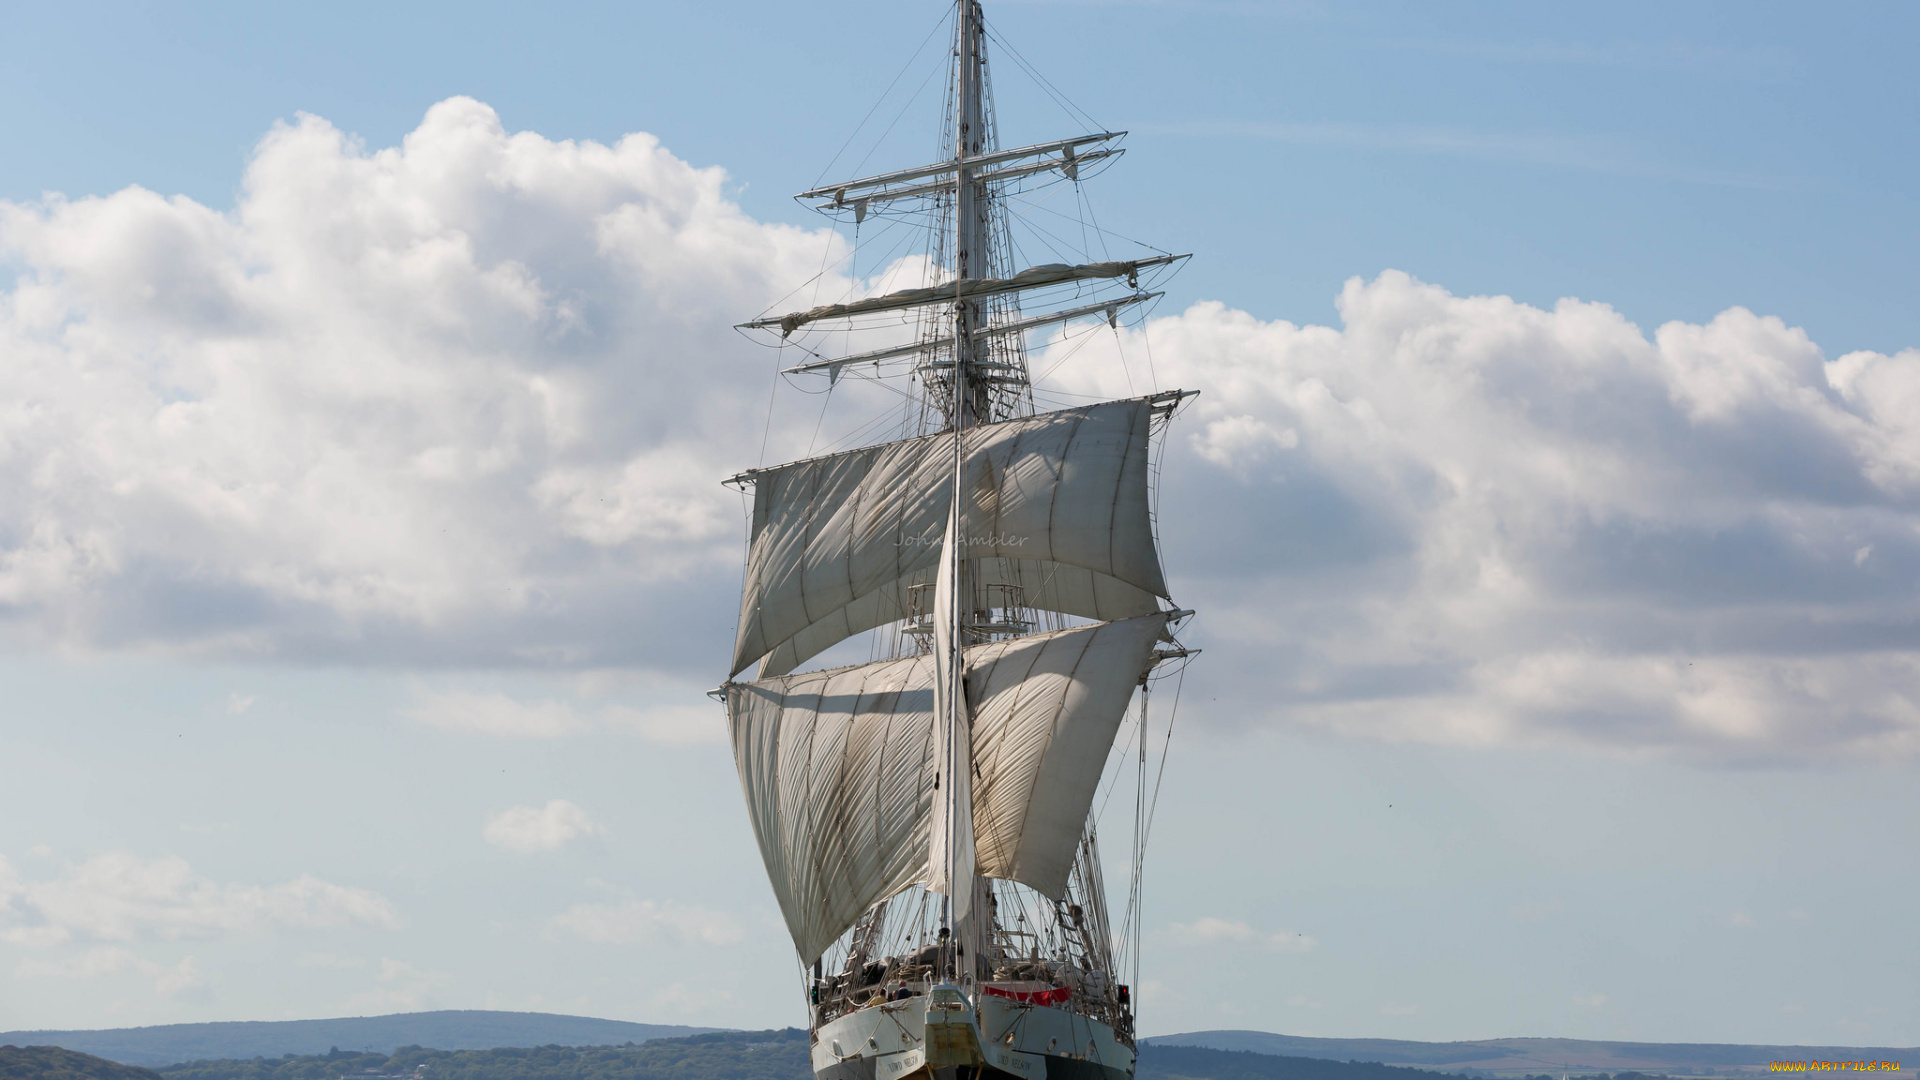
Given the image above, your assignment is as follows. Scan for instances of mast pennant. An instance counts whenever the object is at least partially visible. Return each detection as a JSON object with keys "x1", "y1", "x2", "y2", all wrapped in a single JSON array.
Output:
[
  {"x1": 729, "y1": 396, "x2": 1173, "y2": 679},
  {"x1": 741, "y1": 255, "x2": 1186, "y2": 337},
  {"x1": 725, "y1": 612, "x2": 1167, "y2": 964}
]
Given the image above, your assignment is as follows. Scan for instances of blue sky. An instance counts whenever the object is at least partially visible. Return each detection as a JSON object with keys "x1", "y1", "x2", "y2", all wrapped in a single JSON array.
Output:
[
  {"x1": 1, "y1": 0, "x2": 1916, "y2": 1047},
  {"x1": 6, "y1": 1, "x2": 1918, "y2": 350}
]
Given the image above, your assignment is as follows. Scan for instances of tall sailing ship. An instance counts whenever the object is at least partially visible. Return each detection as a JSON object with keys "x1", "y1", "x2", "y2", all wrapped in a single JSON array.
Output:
[{"x1": 717, "y1": 4, "x2": 1196, "y2": 1079}]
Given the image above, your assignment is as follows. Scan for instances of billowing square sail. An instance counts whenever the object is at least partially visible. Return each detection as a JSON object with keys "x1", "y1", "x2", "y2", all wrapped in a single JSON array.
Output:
[
  {"x1": 724, "y1": 613, "x2": 1166, "y2": 963},
  {"x1": 731, "y1": 397, "x2": 1169, "y2": 678}
]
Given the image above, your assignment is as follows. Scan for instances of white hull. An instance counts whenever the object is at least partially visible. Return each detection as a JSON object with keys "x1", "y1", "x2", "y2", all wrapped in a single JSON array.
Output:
[{"x1": 812, "y1": 990, "x2": 1132, "y2": 1080}]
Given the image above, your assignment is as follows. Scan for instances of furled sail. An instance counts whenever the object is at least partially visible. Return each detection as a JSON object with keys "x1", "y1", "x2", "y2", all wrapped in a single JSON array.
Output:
[
  {"x1": 742, "y1": 255, "x2": 1181, "y2": 337},
  {"x1": 731, "y1": 396, "x2": 1169, "y2": 678},
  {"x1": 725, "y1": 613, "x2": 1166, "y2": 963}
]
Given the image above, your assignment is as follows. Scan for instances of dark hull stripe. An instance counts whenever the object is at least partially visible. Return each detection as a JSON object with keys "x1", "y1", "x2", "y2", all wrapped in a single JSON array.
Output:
[{"x1": 815, "y1": 1057, "x2": 1130, "y2": 1080}]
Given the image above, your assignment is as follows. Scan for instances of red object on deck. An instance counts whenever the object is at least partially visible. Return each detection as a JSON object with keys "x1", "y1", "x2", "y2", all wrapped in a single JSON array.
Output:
[{"x1": 981, "y1": 985, "x2": 1073, "y2": 1005}]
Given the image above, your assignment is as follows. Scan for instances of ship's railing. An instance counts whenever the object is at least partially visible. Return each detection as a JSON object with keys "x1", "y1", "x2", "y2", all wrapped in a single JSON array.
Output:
[{"x1": 813, "y1": 953, "x2": 1134, "y2": 1044}]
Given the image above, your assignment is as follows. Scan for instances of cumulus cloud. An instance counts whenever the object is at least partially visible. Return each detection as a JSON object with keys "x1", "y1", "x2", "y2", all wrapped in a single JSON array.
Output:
[
  {"x1": 548, "y1": 899, "x2": 743, "y2": 946},
  {"x1": 0, "y1": 96, "x2": 848, "y2": 666},
  {"x1": 482, "y1": 799, "x2": 601, "y2": 853},
  {"x1": 1041, "y1": 273, "x2": 1920, "y2": 761},
  {"x1": 5, "y1": 97, "x2": 1920, "y2": 762},
  {"x1": 0, "y1": 851, "x2": 397, "y2": 946},
  {"x1": 1168, "y1": 916, "x2": 1317, "y2": 953}
]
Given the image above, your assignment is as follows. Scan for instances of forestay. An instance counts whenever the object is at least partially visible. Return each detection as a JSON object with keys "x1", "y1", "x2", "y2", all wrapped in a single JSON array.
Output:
[
  {"x1": 725, "y1": 613, "x2": 1166, "y2": 963},
  {"x1": 731, "y1": 397, "x2": 1169, "y2": 678}
]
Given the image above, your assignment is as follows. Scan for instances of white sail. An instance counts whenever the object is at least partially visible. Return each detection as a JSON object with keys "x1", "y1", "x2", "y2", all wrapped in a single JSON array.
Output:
[
  {"x1": 725, "y1": 613, "x2": 1167, "y2": 963},
  {"x1": 731, "y1": 396, "x2": 1168, "y2": 678},
  {"x1": 757, "y1": 560, "x2": 1160, "y2": 678},
  {"x1": 924, "y1": 507, "x2": 974, "y2": 921}
]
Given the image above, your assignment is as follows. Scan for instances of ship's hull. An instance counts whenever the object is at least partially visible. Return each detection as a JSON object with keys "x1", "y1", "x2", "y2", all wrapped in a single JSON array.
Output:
[
  {"x1": 811, "y1": 993, "x2": 1132, "y2": 1080},
  {"x1": 818, "y1": 1059, "x2": 1129, "y2": 1080}
]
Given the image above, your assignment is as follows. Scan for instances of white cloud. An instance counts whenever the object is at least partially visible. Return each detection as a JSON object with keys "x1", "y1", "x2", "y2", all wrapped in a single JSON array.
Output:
[
  {"x1": 408, "y1": 689, "x2": 591, "y2": 738},
  {"x1": 295, "y1": 951, "x2": 366, "y2": 969},
  {"x1": 1168, "y1": 916, "x2": 1317, "y2": 953},
  {"x1": 12, "y1": 944, "x2": 209, "y2": 999},
  {"x1": 14, "y1": 945, "x2": 150, "y2": 979},
  {"x1": 645, "y1": 982, "x2": 737, "y2": 1022},
  {"x1": 597, "y1": 702, "x2": 727, "y2": 746},
  {"x1": 482, "y1": 799, "x2": 601, "y2": 853},
  {"x1": 154, "y1": 955, "x2": 209, "y2": 999},
  {"x1": 0, "y1": 96, "x2": 851, "y2": 667},
  {"x1": 1192, "y1": 414, "x2": 1299, "y2": 476},
  {"x1": 406, "y1": 685, "x2": 725, "y2": 743},
  {"x1": 0, "y1": 851, "x2": 397, "y2": 947},
  {"x1": 5, "y1": 97, "x2": 1920, "y2": 764},
  {"x1": 343, "y1": 957, "x2": 452, "y2": 1013},
  {"x1": 1041, "y1": 274, "x2": 1920, "y2": 761},
  {"x1": 548, "y1": 899, "x2": 743, "y2": 946}
]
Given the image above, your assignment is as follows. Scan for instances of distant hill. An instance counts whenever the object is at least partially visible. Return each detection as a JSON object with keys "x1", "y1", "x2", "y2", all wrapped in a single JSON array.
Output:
[
  {"x1": 11, "y1": 1014, "x2": 1914, "y2": 1080},
  {"x1": 150, "y1": 1034, "x2": 1461, "y2": 1080},
  {"x1": 0, "y1": 1045, "x2": 164, "y2": 1080},
  {"x1": 155, "y1": 1030, "x2": 809, "y2": 1080},
  {"x1": 1139, "y1": 1046, "x2": 1478, "y2": 1080},
  {"x1": 1144, "y1": 1031, "x2": 1918, "y2": 1078},
  {"x1": 0, "y1": 1013, "x2": 716, "y2": 1069}
]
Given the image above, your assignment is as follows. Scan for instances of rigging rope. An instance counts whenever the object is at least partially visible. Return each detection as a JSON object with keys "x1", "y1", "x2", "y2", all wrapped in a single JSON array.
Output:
[
  {"x1": 982, "y1": 22, "x2": 1104, "y2": 133},
  {"x1": 814, "y1": 10, "x2": 953, "y2": 188}
]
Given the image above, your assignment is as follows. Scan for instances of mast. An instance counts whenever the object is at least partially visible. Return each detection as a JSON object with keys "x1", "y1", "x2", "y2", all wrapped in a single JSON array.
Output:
[
  {"x1": 939, "y1": 0, "x2": 986, "y2": 978},
  {"x1": 954, "y1": 0, "x2": 987, "y2": 428}
]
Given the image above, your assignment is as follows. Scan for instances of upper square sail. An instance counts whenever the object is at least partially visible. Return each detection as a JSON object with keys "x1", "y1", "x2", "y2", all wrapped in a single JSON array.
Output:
[
  {"x1": 725, "y1": 612, "x2": 1167, "y2": 963},
  {"x1": 729, "y1": 396, "x2": 1172, "y2": 678}
]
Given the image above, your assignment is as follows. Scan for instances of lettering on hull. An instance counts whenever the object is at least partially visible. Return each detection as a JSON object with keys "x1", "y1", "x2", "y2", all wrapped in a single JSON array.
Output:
[{"x1": 880, "y1": 1050, "x2": 927, "y2": 1078}]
